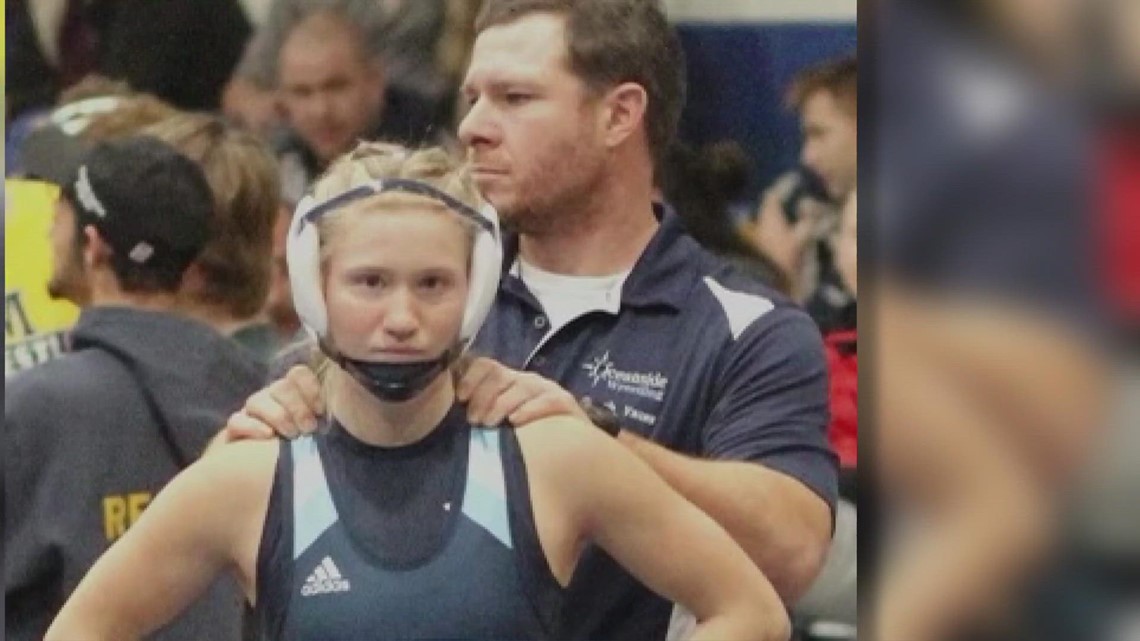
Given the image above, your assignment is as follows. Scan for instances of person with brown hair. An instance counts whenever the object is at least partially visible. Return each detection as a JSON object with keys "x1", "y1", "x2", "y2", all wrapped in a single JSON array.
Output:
[
  {"x1": 657, "y1": 140, "x2": 791, "y2": 294},
  {"x1": 225, "y1": 1, "x2": 836, "y2": 640},
  {"x1": 13, "y1": 88, "x2": 181, "y2": 321},
  {"x1": 6, "y1": 136, "x2": 265, "y2": 641},
  {"x1": 263, "y1": 203, "x2": 305, "y2": 345},
  {"x1": 222, "y1": 0, "x2": 449, "y2": 134},
  {"x1": 144, "y1": 114, "x2": 284, "y2": 361},
  {"x1": 786, "y1": 55, "x2": 857, "y2": 202},
  {"x1": 269, "y1": 5, "x2": 447, "y2": 203},
  {"x1": 17, "y1": 106, "x2": 286, "y2": 363},
  {"x1": 44, "y1": 142, "x2": 789, "y2": 641},
  {"x1": 6, "y1": 82, "x2": 182, "y2": 378},
  {"x1": 746, "y1": 55, "x2": 856, "y2": 329}
]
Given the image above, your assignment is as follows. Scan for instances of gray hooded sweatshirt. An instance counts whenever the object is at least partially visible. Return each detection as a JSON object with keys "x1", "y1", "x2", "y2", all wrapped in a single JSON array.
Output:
[{"x1": 4, "y1": 306, "x2": 267, "y2": 641}]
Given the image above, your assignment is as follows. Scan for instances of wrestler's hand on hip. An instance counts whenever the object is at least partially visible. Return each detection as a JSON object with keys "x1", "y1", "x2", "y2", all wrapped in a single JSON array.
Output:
[{"x1": 457, "y1": 357, "x2": 588, "y2": 427}]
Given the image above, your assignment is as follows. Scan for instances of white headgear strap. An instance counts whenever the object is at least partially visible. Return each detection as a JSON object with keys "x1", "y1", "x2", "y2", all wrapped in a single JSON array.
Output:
[{"x1": 286, "y1": 178, "x2": 503, "y2": 351}]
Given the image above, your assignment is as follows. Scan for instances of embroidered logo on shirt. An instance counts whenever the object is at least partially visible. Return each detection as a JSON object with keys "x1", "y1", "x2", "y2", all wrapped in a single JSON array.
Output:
[
  {"x1": 622, "y1": 405, "x2": 658, "y2": 426},
  {"x1": 300, "y1": 556, "x2": 351, "y2": 596},
  {"x1": 581, "y1": 351, "x2": 669, "y2": 402}
]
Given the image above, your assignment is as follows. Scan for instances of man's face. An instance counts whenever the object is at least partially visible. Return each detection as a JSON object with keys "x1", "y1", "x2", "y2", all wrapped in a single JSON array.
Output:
[
  {"x1": 458, "y1": 13, "x2": 608, "y2": 234},
  {"x1": 46, "y1": 197, "x2": 90, "y2": 305},
  {"x1": 800, "y1": 90, "x2": 857, "y2": 201},
  {"x1": 278, "y1": 32, "x2": 384, "y2": 165}
]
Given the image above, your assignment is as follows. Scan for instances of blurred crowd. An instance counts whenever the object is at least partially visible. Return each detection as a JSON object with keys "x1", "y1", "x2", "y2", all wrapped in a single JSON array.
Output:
[
  {"x1": 4, "y1": 1, "x2": 860, "y2": 492},
  {"x1": 11, "y1": 0, "x2": 1139, "y2": 640},
  {"x1": 5, "y1": 1, "x2": 857, "y2": 640},
  {"x1": 5, "y1": 5, "x2": 859, "y2": 477}
]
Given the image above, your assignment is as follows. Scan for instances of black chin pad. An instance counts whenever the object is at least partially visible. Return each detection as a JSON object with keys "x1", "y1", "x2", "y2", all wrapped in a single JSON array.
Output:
[{"x1": 340, "y1": 358, "x2": 448, "y2": 402}]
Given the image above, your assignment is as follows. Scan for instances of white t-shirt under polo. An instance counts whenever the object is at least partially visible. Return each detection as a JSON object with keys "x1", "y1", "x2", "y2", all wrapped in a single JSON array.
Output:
[{"x1": 513, "y1": 259, "x2": 630, "y2": 335}]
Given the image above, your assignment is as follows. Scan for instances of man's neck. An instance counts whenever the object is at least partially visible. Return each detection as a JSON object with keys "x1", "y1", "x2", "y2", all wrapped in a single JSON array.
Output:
[
  {"x1": 180, "y1": 304, "x2": 268, "y2": 338},
  {"x1": 519, "y1": 169, "x2": 659, "y2": 277},
  {"x1": 330, "y1": 368, "x2": 455, "y2": 447},
  {"x1": 88, "y1": 278, "x2": 181, "y2": 314}
]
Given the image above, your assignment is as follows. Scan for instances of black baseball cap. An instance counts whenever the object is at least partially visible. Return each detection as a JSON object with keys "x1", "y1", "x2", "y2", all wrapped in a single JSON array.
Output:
[{"x1": 60, "y1": 136, "x2": 214, "y2": 272}]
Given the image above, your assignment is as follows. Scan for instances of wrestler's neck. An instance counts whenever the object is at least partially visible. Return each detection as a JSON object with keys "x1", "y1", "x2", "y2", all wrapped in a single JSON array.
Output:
[{"x1": 331, "y1": 368, "x2": 455, "y2": 447}]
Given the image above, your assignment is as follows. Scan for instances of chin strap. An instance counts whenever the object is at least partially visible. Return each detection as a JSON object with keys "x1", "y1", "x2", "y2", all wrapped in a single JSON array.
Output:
[{"x1": 319, "y1": 338, "x2": 459, "y2": 403}]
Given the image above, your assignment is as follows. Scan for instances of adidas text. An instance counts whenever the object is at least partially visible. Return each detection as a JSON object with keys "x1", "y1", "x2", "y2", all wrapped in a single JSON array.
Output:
[
  {"x1": 301, "y1": 557, "x2": 351, "y2": 596},
  {"x1": 301, "y1": 578, "x2": 351, "y2": 596}
]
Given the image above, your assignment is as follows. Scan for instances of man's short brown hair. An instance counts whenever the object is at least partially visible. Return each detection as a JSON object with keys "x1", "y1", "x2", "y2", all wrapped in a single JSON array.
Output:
[
  {"x1": 144, "y1": 114, "x2": 281, "y2": 319},
  {"x1": 475, "y1": 0, "x2": 686, "y2": 175},
  {"x1": 787, "y1": 55, "x2": 857, "y2": 117}
]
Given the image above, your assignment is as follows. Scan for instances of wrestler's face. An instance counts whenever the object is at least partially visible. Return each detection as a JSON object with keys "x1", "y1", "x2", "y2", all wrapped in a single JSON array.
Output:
[{"x1": 322, "y1": 205, "x2": 470, "y2": 363}]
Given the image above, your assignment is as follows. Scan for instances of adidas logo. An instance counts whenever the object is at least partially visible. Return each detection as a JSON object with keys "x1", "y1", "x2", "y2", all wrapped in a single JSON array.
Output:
[{"x1": 300, "y1": 556, "x2": 351, "y2": 597}]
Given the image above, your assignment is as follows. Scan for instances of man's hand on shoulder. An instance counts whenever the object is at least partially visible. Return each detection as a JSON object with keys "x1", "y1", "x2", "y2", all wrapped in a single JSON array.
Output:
[
  {"x1": 208, "y1": 365, "x2": 324, "y2": 455},
  {"x1": 457, "y1": 357, "x2": 588, "y2": 427}
]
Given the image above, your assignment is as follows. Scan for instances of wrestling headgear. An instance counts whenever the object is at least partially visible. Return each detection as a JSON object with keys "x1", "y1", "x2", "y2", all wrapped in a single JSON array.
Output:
[{"x1": 287, "y1": 178, "x2": 503, "y2": 402}]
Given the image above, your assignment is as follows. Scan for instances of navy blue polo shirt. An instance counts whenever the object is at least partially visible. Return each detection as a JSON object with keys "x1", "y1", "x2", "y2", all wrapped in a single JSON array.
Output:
[{"x1": 474, "y1": 206, "x2": 837, "y2": 640}]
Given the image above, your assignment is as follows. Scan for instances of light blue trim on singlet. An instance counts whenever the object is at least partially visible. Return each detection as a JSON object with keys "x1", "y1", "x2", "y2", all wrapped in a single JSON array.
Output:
[
  {"x1": 291, "y1": 427, "x2": 513, "y2": 559},
  {"x1": 461, "y1": 428, "x2": 513, "y2": 549},
  {"x1": 291, "y1": 437, "x2": 339, "y2": 559}
]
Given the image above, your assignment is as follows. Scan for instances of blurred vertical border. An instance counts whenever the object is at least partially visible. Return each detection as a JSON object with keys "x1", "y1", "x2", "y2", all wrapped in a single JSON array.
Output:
[{"x1": 870, "y1": 0, "x2": 1140, "y2": 640}]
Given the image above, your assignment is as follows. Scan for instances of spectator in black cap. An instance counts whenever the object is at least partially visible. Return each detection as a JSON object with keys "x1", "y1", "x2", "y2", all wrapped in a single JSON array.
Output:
[
  {"x1": 60, "y1": 138, "x2": 212, "y2": 289},
  {"x1": 4, "y1": 135, "x2": 266, "y2": 641},
  {"x1": 40, "y1": 130, "x2": 206, "y2": 311},
  {"x1": 11, "y1": 89, "x2": 180, "y2": 315}
]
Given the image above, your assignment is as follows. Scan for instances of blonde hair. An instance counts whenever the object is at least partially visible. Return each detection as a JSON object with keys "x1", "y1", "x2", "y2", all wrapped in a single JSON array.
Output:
[
  {"x1": 310, "y1": 141, "x2": 484, "y2": 265},
  {"x1": 311, "y1": 141, "x2": 481, "y2": 205}
]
